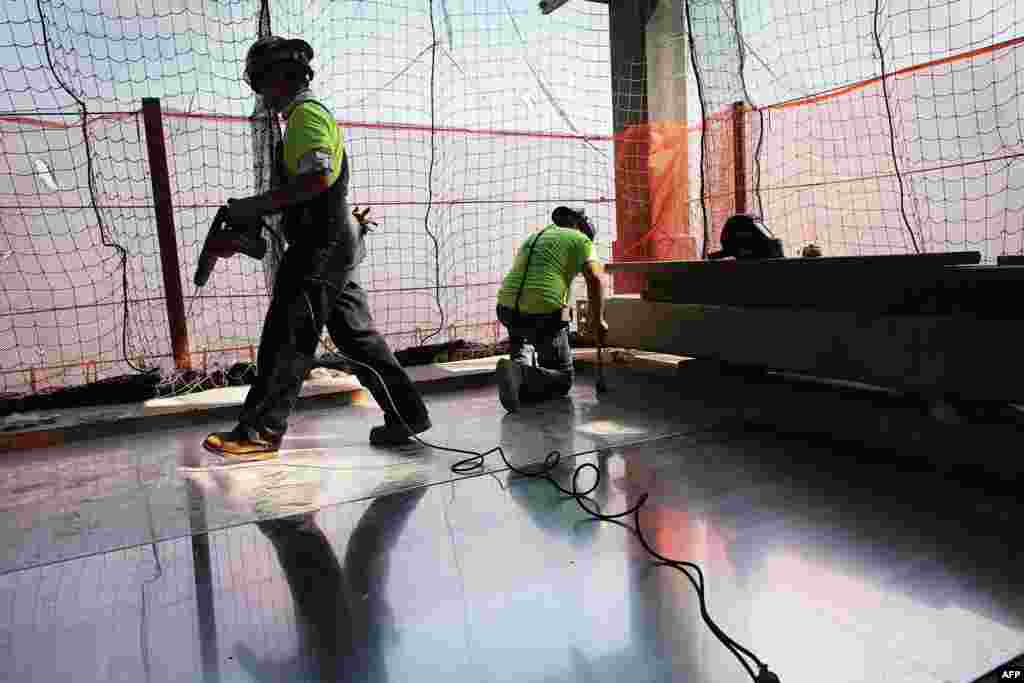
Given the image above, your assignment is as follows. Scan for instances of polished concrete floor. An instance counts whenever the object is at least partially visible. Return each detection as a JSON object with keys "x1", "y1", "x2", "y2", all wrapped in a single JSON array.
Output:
[{"x1": 1, "y1": 362, "x2": 1022, "y2": 682}]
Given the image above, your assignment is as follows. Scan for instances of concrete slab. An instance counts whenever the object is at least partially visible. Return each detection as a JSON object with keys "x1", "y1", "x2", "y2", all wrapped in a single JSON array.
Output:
[
  {"x1": 605, "y1": 295, "x2": 1024, "y2": 402},
  {"x1": 0, "y1": 360, "x2": 1021, "y2": 683}
]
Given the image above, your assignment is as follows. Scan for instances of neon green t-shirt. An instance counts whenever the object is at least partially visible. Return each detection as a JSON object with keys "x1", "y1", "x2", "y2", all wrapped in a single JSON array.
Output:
[
  {"x1": 282, "y1": 98, "x2": 345, "y2": 184},
  {"x1": 496, "y1": 226, "x2": 595, "y2": 314}
]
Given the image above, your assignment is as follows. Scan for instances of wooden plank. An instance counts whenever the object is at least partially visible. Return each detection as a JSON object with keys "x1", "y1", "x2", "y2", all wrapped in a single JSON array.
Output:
[
  {"x1": 604, "y1": 296, "x2": 1024, "y2": 402},
  {"x1": 143, "y1": 376, "x2": 367, "y2": 417},
  {"x1": 605, "y1": 251, "x2": 981, "y2": 273}
]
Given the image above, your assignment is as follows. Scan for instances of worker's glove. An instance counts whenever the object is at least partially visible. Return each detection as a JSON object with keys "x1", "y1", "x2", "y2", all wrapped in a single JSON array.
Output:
[{"x1": 352, "y1": 206, "x2": 377, "y2": 234}]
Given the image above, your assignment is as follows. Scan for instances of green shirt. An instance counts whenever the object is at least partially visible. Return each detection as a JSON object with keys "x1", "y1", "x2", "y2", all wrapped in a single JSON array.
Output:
[
  {"x1": 497, "y1": 226, "x2": 595, "y2": 314},
  {"x1": 282, "y1": 93, "x2": 344, "y2": 185}
]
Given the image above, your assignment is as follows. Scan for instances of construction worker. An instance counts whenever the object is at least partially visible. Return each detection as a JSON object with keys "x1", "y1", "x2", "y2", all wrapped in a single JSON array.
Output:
[
  {"x1": 203, "y1": 36, "x2": 431, "y2": 462},
  {"x1": 494, "y1": 206, "x2": 608, "y2": 412}
]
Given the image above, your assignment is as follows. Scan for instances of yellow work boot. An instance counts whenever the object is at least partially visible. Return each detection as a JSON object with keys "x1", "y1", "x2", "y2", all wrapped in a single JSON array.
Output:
[{"x1": 203, "y1": 424, "x2": 282, "y2": 463}]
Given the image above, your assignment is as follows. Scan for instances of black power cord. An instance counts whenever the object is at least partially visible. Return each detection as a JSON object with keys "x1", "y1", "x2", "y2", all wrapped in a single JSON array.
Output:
[
  {"x1": 420, "y1": 0, "x2": 445, "y2": 346},
  {"x1": 295, "y1": 281, "x2": 781, "y2": 683},
  {"x1": 684, "y1": 0, "x2": 712, "y2": 260},
  {"x1": 872, "y1": 0, "x2": 922, "y2": 254}
]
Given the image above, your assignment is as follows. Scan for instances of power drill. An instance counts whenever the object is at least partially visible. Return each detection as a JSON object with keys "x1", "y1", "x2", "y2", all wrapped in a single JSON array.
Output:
[{"x1": 194, "y1": 205, "x2": 269, "y2": 287}]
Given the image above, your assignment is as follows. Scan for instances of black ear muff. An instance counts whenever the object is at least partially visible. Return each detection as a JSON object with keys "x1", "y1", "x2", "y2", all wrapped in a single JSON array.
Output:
[{"x1": 579, "y1": 216, "x2": 596, "y2": 242}]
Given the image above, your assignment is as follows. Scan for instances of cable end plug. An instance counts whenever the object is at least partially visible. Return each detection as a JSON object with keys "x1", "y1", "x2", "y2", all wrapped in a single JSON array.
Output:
[{"x1": 756, "y1": 665, "x2": 781, "y2": 683}]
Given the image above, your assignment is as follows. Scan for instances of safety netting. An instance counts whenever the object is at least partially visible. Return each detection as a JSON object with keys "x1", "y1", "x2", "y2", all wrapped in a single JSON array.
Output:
[
  {"x1": 0, "y1": 0, "x2": 614, "y2": 399},
  {"x1": 1, "y1": 0, "x2": 1022, "y2": 406}
]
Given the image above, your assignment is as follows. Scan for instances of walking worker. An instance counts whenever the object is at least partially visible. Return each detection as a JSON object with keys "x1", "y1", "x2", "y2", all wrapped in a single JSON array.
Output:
[
  {"x1": 203, "y1": 36, "x2": 431, "y2": 462},
  {"x1": 494, "y1": 206, "x2": 609, "y2": 412}
]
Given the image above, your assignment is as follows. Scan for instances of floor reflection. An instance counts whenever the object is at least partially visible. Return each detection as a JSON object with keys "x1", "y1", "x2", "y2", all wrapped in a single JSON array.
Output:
[
  {"x1": 186, "y1": 455, "x2": 428, "y2": 682},
  {"x1": 3, "y1": 367, "x2": 1023, "y2": 683},
  {"x1": 503, "y1": 397, "x2": 614, "y2": 542}
]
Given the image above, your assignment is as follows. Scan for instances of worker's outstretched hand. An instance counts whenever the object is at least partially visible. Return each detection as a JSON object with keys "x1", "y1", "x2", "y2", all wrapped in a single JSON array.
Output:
[{"x1": 352, "y1": 206, "x2": 377, "y2": 230}]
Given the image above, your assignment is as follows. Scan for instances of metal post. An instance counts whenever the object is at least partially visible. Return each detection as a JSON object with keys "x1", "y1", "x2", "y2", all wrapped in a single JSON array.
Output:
[
  {"x1": 733, "y1": 101, "x2": 747, "y2": 215},
  {"x1": 142, "y1": 97, "x2": 191, "y2": 370}
]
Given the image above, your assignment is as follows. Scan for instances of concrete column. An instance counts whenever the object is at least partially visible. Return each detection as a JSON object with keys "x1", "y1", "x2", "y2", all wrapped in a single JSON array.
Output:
[
  {"x1": 609, "y1": 0, "x2": 655, "y2": 295},
  {"x1": 610, "y1": 0, "x2": 694, "y2": 295},
  {"x1": 645, "y1": 0, "x2": 694, "y2": 262}
]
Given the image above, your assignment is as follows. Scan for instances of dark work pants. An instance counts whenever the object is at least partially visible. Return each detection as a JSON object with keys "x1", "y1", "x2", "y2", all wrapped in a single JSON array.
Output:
[
  {"x1": 496, "y1": 303, "x2": 574, "y2": 401},
  {"x1": 239, "y1": 241, "x2": 429, "y2": 437}
]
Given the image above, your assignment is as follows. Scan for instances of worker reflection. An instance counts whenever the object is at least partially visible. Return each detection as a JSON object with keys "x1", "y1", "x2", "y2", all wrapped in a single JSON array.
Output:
[
  {"x1": 237, "y1": 486, "x2": 426, "y2": 682},
  {"x1": 182, "y1": 459, "x2": 426, "y2": 682},
  {"x1": 248, "y1": 512, "x2": 359, "y2": 681},
  {"x1": 501, "y1": 398, "x2": 613, "y2": 543}
]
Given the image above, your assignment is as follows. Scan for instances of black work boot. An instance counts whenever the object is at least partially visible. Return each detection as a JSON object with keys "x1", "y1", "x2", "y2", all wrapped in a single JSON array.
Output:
[
  {"x1": 496, "y1": 358, "x2": 524, "y2": 413},
  {"x1": 369, "y1": 414, "x2": 432, "y2": 446}
]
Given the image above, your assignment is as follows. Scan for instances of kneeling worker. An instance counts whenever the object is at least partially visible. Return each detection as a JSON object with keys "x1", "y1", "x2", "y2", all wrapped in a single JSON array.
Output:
[{"x1": 494, "y1": 206, "x2": 609, "y2": 412}]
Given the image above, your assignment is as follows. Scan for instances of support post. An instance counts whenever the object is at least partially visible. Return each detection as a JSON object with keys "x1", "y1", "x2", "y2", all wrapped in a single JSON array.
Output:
[
  {"x1": 142, "y1": 97, "x2": 191, "y2": 370},
  {"x1": 732, "y1": 101, "x2": 747, "y2": 215},
  {"x1": 645, "y1": 0, "x2": 694, "y2": 262},
  {"x1": 609, "y1": 0, "x2": 656, "y2": 295}
]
